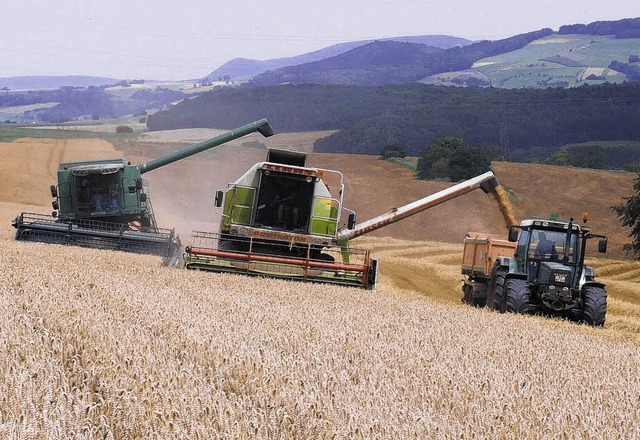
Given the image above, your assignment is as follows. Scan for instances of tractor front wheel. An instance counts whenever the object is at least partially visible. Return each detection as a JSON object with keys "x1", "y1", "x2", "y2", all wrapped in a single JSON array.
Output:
[
  {"x1": 489, "y1": 268, "x2": 507, "y2": 312},
  {"x1": 505, "y1": 278, "x2": 531, "y2": 314},
  {"x1": 582, "y1": 285, "x2": 607, "y2": 327}
]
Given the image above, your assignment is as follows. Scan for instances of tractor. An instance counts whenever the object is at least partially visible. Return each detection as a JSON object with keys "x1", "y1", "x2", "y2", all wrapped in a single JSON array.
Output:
[{"x1": 462, "y1": 215, "x2": 608, "y2": 326}]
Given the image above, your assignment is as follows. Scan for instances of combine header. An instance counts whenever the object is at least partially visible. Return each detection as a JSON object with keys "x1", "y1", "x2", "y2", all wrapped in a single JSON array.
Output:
[
  {"x1": 184, "y1": 147, "x2": 502, "y2": 289},
  {"x1": 12, "y1": 119, "x2": 274, "y2": 263}
]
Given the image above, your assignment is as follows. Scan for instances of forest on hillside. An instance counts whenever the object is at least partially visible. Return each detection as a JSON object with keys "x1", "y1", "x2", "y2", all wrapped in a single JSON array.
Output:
[{"x1": 146, "y1": 82, "x2": 640, "y2": 167}]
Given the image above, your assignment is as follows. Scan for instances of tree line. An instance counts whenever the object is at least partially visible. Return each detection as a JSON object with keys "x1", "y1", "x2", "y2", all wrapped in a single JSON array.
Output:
[{"x1": 146, "y1": 82, "x2": 640, "y2": 168}]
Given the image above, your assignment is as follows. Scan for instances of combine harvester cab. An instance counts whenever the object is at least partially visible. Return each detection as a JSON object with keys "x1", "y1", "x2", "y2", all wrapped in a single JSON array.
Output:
[
  {"x1": 461, "y1": 214, "x2": 609, "y2": 326},
  {"x1": 185, "y1": 148, "x2": 504, "y2": 289},
  {"x1": 12, "y1": 119, "x2": 274, "y2": 264}
]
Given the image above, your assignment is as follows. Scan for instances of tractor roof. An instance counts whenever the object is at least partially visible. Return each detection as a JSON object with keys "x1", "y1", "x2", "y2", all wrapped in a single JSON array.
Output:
[{"x1": 520, "y1": 218, "x2": 580, "y2": 231}]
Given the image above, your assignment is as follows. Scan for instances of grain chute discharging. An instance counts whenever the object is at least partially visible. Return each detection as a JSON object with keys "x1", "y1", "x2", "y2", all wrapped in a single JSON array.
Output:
[
  {"x1": 12, "y1": 119, "x2": 275, "y2": 264},
  {"x1": 184, "y1": 146, "x2": 506, "y2": 289}
]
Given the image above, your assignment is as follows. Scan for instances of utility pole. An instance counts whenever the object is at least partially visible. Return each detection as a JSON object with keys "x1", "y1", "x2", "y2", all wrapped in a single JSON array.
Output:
[{"x1": 499, "y1": 96, "x2": 510, "y2": 161}]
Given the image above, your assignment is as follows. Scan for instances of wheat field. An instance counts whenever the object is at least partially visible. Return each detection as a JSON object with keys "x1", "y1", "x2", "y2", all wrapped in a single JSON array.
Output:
[{"x1": 2, "y1": 201, "x2": 640, "y2": 439}]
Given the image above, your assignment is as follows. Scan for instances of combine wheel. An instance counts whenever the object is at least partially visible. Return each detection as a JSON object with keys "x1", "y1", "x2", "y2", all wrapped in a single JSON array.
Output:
[
  {"x1": 582, "y1": 286, "x2": 607, "y2": 327},
  {"x1": 505, "y1": 278, "x2": 531, "y2": 314}
]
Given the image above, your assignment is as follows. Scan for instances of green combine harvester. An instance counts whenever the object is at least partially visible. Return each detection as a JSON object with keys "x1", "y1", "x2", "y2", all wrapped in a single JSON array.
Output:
[
  {"x1": 184, "y1": 148, "x2": 503, "y2": 289},
  {"x1": 12, "y1": 119, "x2": 274, "y2": 263}
]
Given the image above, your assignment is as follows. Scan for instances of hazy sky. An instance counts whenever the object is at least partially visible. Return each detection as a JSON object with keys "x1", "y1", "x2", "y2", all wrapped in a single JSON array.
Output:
[{"x1": 1, "y1": 0, "x2": 637, "y2": 80}]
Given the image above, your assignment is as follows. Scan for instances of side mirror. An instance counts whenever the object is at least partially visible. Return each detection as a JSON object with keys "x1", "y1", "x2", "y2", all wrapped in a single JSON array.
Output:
[
  {"x1": 347, "y1": 213, "x2": 356, "y2": 230},
  {"x1": 598, "y1": 238, "x2": 608, "y2": 253},
  {"x1": 214, "y1": 190, "x2": 224, "y2": 208},
  {"x1": 508, "y1": 226, "x2": 518, "y2": 242},
  {"x1": 140, "y1": 193, "x2": 147, "y2": 202},
  {"x1": 50, "y1": 184, "x2": 58, "y2": 198}
]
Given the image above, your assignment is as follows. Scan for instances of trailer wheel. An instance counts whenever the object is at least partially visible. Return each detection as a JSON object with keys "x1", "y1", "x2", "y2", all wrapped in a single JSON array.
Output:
[
  {"x1": 462, "y1": 284, "x2": 473, "y2": 305},
  {"x1": 488, "y1": 267, "x2": 507, "y2": 312},
  {"x1": 462, "y1": 284, "x2": 485, "y2": 307},
  {"x1": 505, "y1": 278, "x2": 531, "y2": 314},
  {"x1": 582, "y1": 285, "x2": 607, "y2": 327}
]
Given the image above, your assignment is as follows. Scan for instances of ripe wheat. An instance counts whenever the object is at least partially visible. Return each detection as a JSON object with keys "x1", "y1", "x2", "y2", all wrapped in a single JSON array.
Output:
[{"x1": 1, "y1": 211, "x2": 640, "y2": 438}]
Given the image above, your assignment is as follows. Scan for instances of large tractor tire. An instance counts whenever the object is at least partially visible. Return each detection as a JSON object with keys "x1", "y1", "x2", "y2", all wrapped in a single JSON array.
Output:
[
  {"x1": 487, "y1": 266, "x2": 507, "y2": 312},
  {"x1": 505, "y1": 278, "x2": 531, "y2": 314},
  {"x1": 582, "y1": 285, "x2": 607, "y2": 327}
]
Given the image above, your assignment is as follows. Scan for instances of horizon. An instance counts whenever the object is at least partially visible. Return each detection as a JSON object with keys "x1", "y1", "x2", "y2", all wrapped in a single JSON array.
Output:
[{"x1": 1, "y1": 0, "x2": 638, "y2": 81}]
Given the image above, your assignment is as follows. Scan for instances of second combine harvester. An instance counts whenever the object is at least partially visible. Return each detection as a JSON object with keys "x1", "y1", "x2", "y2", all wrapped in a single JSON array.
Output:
[
  {"x1": 184, "y1": 147, "x2": 506, "y2": 289},
  {"x1": 12, "y1": 119, "x2": 275, "y2": 263}
]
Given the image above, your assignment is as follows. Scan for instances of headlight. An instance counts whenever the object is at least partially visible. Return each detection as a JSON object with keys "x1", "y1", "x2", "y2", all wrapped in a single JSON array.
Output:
[{"x1": 554, "y1": 273, "x2": 567, "y2": 283}]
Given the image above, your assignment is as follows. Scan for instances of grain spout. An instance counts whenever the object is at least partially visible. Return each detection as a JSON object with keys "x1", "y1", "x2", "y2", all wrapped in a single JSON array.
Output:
[{"x1": 489, "y1": 184, "x2": 518, "y2": 229}]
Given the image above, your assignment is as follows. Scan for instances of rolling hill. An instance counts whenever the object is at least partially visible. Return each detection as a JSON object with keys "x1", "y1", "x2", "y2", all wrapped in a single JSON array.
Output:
[
  {"x1": 248, "y1": 18, "x2": 640, "y2": 87},
  {"x1": 206, "y1": 35, "x2": 472, "y2": 81},
  {"x1": 423, "y1": 34, "x2": 640, "y2": 88},
  {"x1": 249, "y1": 29, "x2": 554, "y2": 86}
]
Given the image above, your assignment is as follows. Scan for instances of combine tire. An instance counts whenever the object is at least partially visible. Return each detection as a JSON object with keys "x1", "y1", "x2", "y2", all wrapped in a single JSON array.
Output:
[
  {"x1": 505, "y1": 278, "x2": 531, "y2": 314},
  {"x1": 582, "y1": 286, "x2": 607, "y2": 327}
]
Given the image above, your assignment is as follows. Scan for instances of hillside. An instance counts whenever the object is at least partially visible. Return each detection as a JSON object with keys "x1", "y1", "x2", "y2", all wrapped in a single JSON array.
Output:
[
  {"x1": 3, "y1": 19, "x2": 639, "y2": 128},
  {"x1": 423, "y1": 34, "x2": 640, "y2": 88},
  {"x1": 145, "y1": 82, "x2": 640, "y2": 162},
  {"x1": 207, "y1": 35, "x2": 472, "y2": 81},
  {"x1": 250, "y1": 29, "x2": 553, "y2": 86}
]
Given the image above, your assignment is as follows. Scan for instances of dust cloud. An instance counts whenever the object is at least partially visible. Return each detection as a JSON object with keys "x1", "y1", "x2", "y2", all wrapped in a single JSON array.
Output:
[{"x1": 140, "y1": 142, "x2": 269, "y2": 243}]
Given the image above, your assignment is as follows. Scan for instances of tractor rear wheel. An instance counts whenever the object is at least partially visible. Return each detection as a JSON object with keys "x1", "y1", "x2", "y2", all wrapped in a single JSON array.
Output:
[
  {"x1": 582, "y1": 285, "x2": 607, "y2": 327},
  {"x1": 505, "y1": 278, "x2": 531, "y2": 314}
]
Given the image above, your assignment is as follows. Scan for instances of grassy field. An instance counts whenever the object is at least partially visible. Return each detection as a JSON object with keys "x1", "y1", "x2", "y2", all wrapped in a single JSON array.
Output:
[{"x1": 423, "y1": 34, "x2": 640, "y2": 88}]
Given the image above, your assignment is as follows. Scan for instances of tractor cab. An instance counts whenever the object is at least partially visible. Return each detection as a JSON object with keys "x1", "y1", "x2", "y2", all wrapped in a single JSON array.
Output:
[{"x1": 509, "y1": 216, "x2": 607, "y2": 296}]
